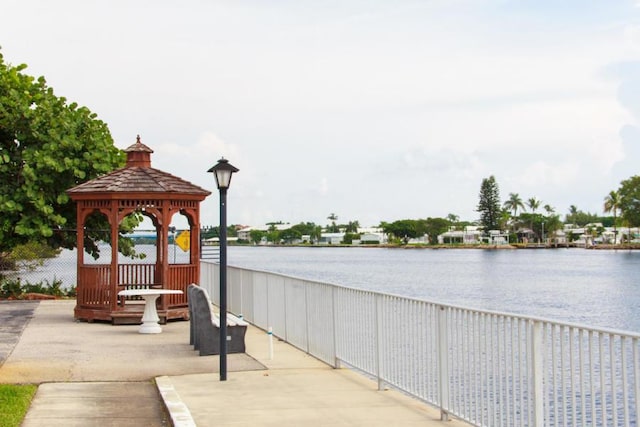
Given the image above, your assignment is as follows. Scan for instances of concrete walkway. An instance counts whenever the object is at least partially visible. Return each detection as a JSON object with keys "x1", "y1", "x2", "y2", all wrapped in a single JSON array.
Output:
[{"x1": 0, "y1": 300, "x2": 469, "y2": 427}]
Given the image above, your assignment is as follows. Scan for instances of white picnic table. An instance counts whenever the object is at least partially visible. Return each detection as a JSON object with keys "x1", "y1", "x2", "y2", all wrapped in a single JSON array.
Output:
[{"x1": 117, "y1": 289, "x2": 183, "y2": 334}]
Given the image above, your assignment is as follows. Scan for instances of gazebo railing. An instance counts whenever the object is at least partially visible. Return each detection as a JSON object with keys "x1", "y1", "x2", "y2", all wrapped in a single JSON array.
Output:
[
  {"x1": 76, "y1": 264, "x2": 111, "y2": 307},
  {"x1": 76, "y1": 263, "x2": 194, "y2": 314},
  {"x1": 117, "y1": 263, "x2": 158, "y2": 303},
  {"x1": 167, "y1": 264, "x2": 197, "y2": 306},
  {"x1": 118, "y1": 263, "x2": 157, "y2": 288}
]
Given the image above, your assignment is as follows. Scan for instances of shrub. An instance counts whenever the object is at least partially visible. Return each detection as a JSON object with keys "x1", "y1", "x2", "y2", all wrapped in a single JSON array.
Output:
[
  {"x1": 0, "y1": 279, "x2": 23, "y2": 299},
  {"x1": 0, "y1": 278, "x2": 74, "y2": 299}
]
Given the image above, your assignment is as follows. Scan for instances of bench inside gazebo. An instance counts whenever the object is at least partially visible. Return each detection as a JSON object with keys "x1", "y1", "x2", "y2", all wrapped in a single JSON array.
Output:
[{"x1": 67, "y1": 136, "x2": 211, "y2": 324}]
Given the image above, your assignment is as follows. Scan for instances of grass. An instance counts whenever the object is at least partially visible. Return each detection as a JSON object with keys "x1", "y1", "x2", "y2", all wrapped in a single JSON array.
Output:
[{"x1": 0, "y1": 384, "x2": 37, "y2": 427}]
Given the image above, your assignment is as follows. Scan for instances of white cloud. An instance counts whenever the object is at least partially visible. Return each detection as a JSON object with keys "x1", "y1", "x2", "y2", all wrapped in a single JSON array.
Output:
[
  {"x1": 2, "y1": 0, "x2": 639, "y2": 224},
  {"x1": 318, "y1": 178, "x2": 329, "y2": 196}
]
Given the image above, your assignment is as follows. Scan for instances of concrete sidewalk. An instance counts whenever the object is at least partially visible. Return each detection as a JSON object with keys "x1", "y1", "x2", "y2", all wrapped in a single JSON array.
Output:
[{"x1": 1, "y1": 300, "x2": 469, "y2": 427}]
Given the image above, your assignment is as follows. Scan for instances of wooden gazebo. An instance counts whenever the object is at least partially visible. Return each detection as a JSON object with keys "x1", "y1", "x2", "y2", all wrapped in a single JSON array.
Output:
[{"x1": 67, "y1": 136, "x2": 211, "y2": 324}]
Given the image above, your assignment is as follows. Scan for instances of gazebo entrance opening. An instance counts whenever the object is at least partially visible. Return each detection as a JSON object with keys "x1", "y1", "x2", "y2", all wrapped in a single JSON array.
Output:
[{"x1": 67, "y1": 137, "x2": 211, "y2": 324}]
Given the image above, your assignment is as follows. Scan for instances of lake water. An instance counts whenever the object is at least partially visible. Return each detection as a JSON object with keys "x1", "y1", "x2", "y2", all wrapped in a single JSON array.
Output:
[
  {"x1": 227, "y1": 246, "x2": 640, "y2": 333},
  {"x1": 13, "y1": 245, "x2": 640, "y2": 333}
]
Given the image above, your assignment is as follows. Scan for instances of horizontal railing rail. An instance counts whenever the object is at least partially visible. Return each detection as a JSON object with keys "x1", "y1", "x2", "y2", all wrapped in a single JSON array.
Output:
[{"x1": 200, "y1": 261, "x2": 639, "y2": 427}]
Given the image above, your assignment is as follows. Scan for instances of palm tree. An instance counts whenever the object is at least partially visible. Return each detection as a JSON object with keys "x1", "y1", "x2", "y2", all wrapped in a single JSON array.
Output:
[
  {"x1": 604, "y1": 190, "x2": 620, "y2": 244},
  {"x1": 345, "y1": 220, "x2": 360, "y2": 233},
  {"x1": 446, "y1": 213, "x2": 459, "y2": 230},
  {"x1": 543, "y1": 204, "x2": 555, "y2": 215},
  {"x1": 312, "y1": 226, "x2": 322, "y2": 244},
  {"x1": 503, "y1": 193, "x2": 525, "y2": 218},
  {"x1": 526, "y1": 197, "x2": 541, "y2": 239},
  {"x1": 327, "y1": 213, "x2": 339, "y2": 233},
  {"x1": 503, "y1": 193, "x2": 525, "y2": 242},
  {"x1": 567, "y1": 205, "x2": 578, "y2": 225}
]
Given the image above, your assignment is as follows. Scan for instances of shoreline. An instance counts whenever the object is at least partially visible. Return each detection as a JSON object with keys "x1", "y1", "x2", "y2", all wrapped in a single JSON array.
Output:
[{"x1": 227, "y1": 243, "x2": 640, "y2": 250}]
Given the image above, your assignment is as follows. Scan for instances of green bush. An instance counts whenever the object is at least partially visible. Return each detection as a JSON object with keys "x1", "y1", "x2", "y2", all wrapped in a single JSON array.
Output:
[
  {"x1": 0, "y1": 279, "x2": 23, "y2": 299},
  {"x1": 0, "y1": 278, "x2": 75, "y2": 299}
]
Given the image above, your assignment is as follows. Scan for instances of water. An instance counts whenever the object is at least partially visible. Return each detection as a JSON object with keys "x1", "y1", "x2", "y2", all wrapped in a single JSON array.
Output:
[
  {"x1": 227, "y1": 246, "x2": 640, "y2": 333},
  {"x1": 11, "y1": 244, "x2": 639, "y2": 333}
]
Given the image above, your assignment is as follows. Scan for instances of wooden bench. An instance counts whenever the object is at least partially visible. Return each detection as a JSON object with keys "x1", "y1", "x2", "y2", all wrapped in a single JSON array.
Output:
[{"x1": 187, "y1": 284, "x2": 247, "y2": 356}]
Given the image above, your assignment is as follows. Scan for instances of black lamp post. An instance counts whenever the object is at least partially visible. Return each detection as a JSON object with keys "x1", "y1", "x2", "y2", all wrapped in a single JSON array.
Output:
[{"x1": 207, "y1": 157, "x2": 239, "y2": 381}]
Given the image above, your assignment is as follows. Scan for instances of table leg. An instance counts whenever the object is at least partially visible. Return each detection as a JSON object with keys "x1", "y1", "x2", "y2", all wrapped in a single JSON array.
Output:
[{"x1": 139, "y1": 294, "x2": 162, "y2": 334}]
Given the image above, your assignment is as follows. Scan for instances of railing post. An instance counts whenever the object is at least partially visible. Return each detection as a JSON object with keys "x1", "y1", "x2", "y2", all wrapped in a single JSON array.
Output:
[
  {"x1": 332, "y1": 287, "x2": 340, "y2": 368},
  {"x1": 304, "y1": 281, "x2": 310, "y2": 354},
  {"x1": 438, "y1": 305, "x2": 450, "y2": 421},
  {"x1": 375, "y1": 293, "x2": 385, "y2": 390},
  {"x1": 531, "y1": 320, "x2": 544, "y2": 427}
]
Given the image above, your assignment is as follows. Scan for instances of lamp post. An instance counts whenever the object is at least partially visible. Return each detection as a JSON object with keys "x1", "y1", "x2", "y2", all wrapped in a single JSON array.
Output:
[{"x1": 207, "y1": 157, "x2": 239, "y2": 381}]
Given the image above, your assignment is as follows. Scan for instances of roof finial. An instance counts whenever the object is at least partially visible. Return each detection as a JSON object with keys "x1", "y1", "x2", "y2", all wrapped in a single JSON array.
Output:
[{"x1": 124, "y1": 135, "x2": 153, "y2": 167}]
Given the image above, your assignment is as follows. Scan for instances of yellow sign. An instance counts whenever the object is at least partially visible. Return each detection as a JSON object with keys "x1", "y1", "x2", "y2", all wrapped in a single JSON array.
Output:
[{"x1": 175, "y1": 230, "x2": 190, "y2": 252}]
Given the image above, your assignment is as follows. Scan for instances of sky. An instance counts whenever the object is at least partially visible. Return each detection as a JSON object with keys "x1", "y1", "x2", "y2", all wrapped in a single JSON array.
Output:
[{"x1": 2, "y1": 0, "x2": 640, "y2": 229}]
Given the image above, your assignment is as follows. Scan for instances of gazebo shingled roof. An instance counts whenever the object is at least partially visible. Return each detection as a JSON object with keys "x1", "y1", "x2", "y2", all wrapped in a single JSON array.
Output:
[
  {"x1": 67, "y1": 135, "x2": 212, "y2": 324},
  {"x1": 68, "y1": 136, "x2": 210, "y2": 197}
]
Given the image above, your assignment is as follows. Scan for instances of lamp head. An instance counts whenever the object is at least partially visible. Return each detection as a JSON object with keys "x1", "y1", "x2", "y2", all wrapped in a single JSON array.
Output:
[{"x1": 207, "y1": 158, "x2": 239, "y2": 190}]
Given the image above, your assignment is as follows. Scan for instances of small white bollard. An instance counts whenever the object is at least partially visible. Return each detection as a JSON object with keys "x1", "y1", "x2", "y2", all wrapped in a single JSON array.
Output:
[{"x1": 268, "y1": 326, "x2": 274, "y2": 360}]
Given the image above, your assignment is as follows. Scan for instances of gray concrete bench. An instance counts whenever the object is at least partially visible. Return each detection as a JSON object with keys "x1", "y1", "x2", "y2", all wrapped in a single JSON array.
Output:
[{"x1": 187, "y1": 284, "x2": 247, "y2": 356}]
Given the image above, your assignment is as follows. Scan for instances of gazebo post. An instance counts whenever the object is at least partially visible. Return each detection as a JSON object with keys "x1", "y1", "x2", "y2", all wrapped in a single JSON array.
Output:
[
  {"x1": 159, "y1": 210, "x2": 171, "y2": 314},
  {"x1": 190, "y1": 221, "x2": 200, "y2": 271},
  {"x1": 110, "y1": 203, "x2": 120, "y2": 313}
]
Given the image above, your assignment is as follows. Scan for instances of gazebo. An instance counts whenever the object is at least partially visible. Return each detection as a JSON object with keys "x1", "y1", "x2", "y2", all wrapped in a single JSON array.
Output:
[{"x1": 67, "y1": 136, "x2": 211, "y2": 324}]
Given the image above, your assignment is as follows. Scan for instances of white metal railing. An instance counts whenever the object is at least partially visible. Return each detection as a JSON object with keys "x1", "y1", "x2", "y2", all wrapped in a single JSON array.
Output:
[{"x1": 200, "y1": 261, "x2": 640, "y2": 427}]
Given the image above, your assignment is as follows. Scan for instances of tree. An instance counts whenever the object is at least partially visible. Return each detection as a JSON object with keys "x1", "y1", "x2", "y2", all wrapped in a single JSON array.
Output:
[
  {"x1": 566, "y1": 205, "x2": 579, "y2": 225},
  {"x1": 603, "y1": 190, "x2": 621, "y2": 243},
  {"x1": 618, "y1": 176, "x2": 640, "y2": 227},
  {"x1": 525, "y1": 197, "x2": 541, "y2": 233},
  {"x1": 381, "y1": 219, "x2": 423, "y2": 244},
  {"x1": 0, "y1": 52, "x2": 124, "y2": 256},
  {"x1": 326, "y1": 213, "x2": 339, "y2": 233},
  {"x1": 527, "y1": 197, "x2": 541, "y2": 213},
  {"x1": 503, "y1": 193, "x2": 525, "y2": 218},
  {"x1": 565, "y1": 206, "x2": 599, "y2": 227},
  {"x1": 477, "y1": 176, "x2": 502, "y2": 233},
  {"x1": 249, "y1": 229, "x2": 265, "y2": 244},
  {"x1": 311, "y1": 226, "x2": 322, "y2": 244},
  {"x1": 341, "y1": 233, "x2": 360, "y2": 244},
  {"x1": 279, "y1": 228, "x2": 302, "y2": 244},
  {"x1": 266, "y1": 223, "x2": 281, "y2": 244},
  {"x1": 345, "y1": 220, "x2": 360, "y2": 233},
  {"x1": 543, "y1": 214, "x2": 564, "y2": 246},
  {"x1": 424, "y1": 217, "x2": 451, "y2": 244},
  {"x1": 446, "y1": 213, "x2": 459, "y2": 229},
  {"x1": 290, "y1": 222, "x2": 318, "y2": 237}
]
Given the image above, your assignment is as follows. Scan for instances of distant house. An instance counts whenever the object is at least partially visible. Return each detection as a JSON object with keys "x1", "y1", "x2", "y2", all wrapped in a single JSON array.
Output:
[
  {"x1": 319, "y1": 233, "x2": 344, "y2": 245},
  {"x1": 515, "y1": 228, "x2": 536, "y2": 243},
  {"x1": 407, "y1": 235, "x2": 429, "y2": 244},
  {"x1": 237, "y1": 223, "x2": 291, "y2": 244},
  {"x1": 236, "y1": 227, "x2": 253, "y2": 241},
  {"x1": 484, "y1": 229, "x2": 509, "y2": 245},
  {"x1": 549, "y1": 229, "x2": 567, "y2": 245},
  {"x1": 437, "y1": 226, "x2": 482, "y2": 245},
  {"x1": 358, "y1": 232, "x2": 384, "y2": 244},
  {"x1": 613, "y1": 227, "x2": 640, "y2": 244},
  {"x1": 356, "y1": 228, "x2": 387, "y2": 244}
]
